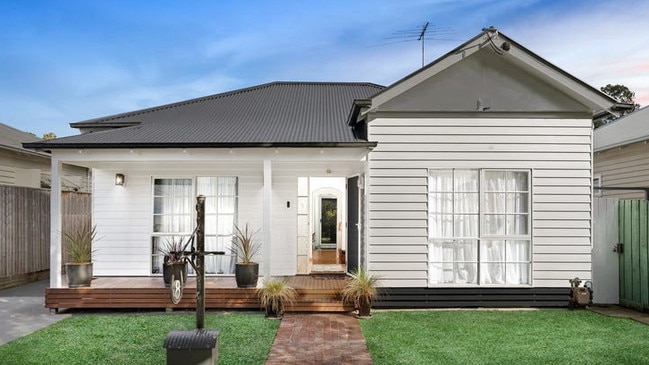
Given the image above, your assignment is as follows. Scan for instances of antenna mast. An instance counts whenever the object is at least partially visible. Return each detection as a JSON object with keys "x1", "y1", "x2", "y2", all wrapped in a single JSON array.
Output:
[
  {"x1": 418, "y1": 22, "x2": 429, "y2": 68},
  {"x1": 378, "y1": 22, "x2": 455, "y2": 69}
]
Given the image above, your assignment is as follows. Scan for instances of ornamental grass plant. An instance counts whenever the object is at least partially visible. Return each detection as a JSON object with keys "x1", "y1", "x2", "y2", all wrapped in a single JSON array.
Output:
[
  {"x1": 342, "y1": 268, "x2": 381, "y2": 317},
  {"x1": 257, "y1": 277, "x2": 298, "y2": 318}
]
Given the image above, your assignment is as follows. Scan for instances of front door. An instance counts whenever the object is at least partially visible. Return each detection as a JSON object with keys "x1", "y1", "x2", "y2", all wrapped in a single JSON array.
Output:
[{"x1": 347, "y1": 176, "x2": 359, "y2": 274}]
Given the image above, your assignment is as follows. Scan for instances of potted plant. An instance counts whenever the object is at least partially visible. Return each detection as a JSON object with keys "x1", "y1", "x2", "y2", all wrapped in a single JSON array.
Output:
[
  {"x1": 342, "y1": 268, "x2": 381, "y2": 318},
  {"x1": 231, "y1": 223, "x2": 262, "y2": 288},
  {"x1": 159, "y1": 237, "x2": 188, "y2": 287},
  {"x1": 64, "y1": 224, "x2": 97, "y2": 288},
  {"x1": 257, "y1": 277, "x2": 298, "y2": 319}
]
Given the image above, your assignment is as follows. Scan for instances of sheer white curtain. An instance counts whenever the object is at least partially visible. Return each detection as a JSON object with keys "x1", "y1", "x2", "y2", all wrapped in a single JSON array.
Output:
[
  {"x1": 152, "y1": 179, "x2": 192, "y2": 275},
  {"x1": 154, "y1": 179, "x2": 192, "y2": 233},
  {"x1": 481, "y1": 171, "x2": 530, "y2": 285},
  {"x1": 430, "y1": 169, "x2": 530, "y2": 285},
  {"x1": 152, "y1": 177, "x2": 238, "y2": 276},
  {"x1": 429, "y1": 170, "x2": 478, "y2": 284},
  {"x1": 198, "y1": 177, "x2": 237, "y2": 275}
]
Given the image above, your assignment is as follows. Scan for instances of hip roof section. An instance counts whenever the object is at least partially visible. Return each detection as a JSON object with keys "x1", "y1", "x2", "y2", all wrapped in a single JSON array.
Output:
[{"x1": 27, "y1": 82, "x2": 385, "y2": 149}]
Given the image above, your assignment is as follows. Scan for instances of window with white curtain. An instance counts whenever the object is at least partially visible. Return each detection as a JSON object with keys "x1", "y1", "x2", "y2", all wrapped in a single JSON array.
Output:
[
  {"x1": 429, "y1": 169, "x2": 531, "y2": 286},
  {"x1": 151, "y1": 177, "x2": 238, "y2": 275}
]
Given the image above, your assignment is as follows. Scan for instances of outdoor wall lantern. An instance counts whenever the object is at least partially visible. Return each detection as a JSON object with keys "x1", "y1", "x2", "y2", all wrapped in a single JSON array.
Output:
[{"x1": 115, "y1": 173, "x2": 125, "y2": 186}]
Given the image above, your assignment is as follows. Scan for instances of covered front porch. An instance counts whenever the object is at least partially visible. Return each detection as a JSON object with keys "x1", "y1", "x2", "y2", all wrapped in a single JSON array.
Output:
[
  {"x1": 47, "y1": 146, "x2": 369, "y2": 290},
  {"x1": 46, "y1": 275, "x2": 352, "y2": 312}
]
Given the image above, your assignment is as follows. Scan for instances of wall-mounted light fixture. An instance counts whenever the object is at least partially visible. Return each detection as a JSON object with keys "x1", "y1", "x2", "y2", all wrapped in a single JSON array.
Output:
[{"x1": 115, "y1": 173, "x2": 125, "y2": 186}]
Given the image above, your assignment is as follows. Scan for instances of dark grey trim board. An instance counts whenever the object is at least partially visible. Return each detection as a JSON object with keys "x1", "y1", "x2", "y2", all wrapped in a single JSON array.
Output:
[
  {"x1": 24, "y1": 141, "x2": 378, "y2": 150},
  {"x1": 374, "y1": 287, "x2": 570, "y2": 308}
]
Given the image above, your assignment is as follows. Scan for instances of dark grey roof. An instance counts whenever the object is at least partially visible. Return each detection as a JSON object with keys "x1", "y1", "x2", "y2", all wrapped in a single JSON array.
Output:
[{"x1": 25, "y1": 82, "x2": 385, "y2": 149}]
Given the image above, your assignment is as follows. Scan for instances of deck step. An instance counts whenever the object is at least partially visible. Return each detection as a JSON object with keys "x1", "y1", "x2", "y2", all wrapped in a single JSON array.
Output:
[{"x1": 45, "y1": 276, "x2": 352, "y2": 313}]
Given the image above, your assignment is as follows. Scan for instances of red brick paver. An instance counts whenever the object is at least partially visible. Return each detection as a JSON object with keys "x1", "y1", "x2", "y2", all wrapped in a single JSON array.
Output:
[{"x1": 265, "y1": 313, "x2": 374, "y2": 365}]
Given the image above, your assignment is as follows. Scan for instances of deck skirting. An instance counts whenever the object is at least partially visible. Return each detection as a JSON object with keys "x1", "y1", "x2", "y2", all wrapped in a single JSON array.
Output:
[
  {"x1": 374, "y1": 287, "x2": 571, "y2": 308},
  {"x1": 45, "y1": 278, "x2": 572, "y2": 312},
  {"x1": 45, "y1": 276, "x2": 353, "y2": 312}
]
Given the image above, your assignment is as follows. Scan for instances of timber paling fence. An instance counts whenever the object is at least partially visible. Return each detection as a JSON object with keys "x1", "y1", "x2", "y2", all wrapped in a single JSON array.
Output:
[
  {"x1": 619, "y1": 199, "x2": 649, "y2": 311},
  {"x1": 0, "y1": 186, "x2": 91, "y2": 289}
]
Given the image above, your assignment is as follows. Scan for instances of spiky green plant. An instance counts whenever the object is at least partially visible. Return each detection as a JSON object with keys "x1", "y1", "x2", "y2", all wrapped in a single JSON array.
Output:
[
  {"x1": 64, "y1": 224, "x2": 97, "y2": 263},
  {"x1": 257, "y1": 277, "x2": 298, "y2": 318},
  {"x1": 231, "y1": 223, "x2": 262, "y2": 263},
  {"x1": 342, "y1": 268, "x2": 381, "y2": 317}
]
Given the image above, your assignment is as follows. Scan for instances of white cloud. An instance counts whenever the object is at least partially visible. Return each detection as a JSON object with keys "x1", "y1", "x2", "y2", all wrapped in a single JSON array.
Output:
[{"x1": 503, "y1": 0, "x2": 649, "y2": 105}]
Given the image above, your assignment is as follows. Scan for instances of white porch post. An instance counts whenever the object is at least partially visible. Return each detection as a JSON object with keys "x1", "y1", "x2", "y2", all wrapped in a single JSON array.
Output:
[
  {"x1": 263, "y1": 159, "x2": 272, "y2": 279},
  {"x1": 50, "y1": 158, "x2": 63, "y2": 288}
]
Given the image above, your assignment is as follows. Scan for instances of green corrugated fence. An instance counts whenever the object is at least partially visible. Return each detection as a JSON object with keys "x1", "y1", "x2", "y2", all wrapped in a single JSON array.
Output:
[{"x1": 619, "y1": 200, "x2": 649, "y2": 311}]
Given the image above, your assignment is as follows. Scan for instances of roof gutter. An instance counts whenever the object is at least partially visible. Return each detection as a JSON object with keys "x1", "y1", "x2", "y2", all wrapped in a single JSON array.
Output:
[
  {"x1": 595, "y1": 186, "x2": 649, "y2": 200},
  {"x1": 347, "y1": 99, "x2": 373, "y2": 126},
  {"x1": 23, "y1": 141, "x2": 378, "y2": 151},
  {"x1": 593, "y1": 102, "x2": 635, "y2": 121}
]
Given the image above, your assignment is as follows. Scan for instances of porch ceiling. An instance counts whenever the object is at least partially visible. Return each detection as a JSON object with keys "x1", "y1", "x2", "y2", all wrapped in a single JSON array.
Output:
[{"x1": 52, "y1": 147, "x2": 371, "y2": 172}]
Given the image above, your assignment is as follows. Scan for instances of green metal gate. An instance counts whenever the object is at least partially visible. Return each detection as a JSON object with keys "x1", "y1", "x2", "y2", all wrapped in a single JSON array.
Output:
[{"x1": 619, "y1": 200, "x2": 649, "y2": 311}]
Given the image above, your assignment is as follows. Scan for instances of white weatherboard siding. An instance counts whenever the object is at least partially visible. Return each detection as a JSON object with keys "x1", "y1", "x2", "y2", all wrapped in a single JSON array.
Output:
[
  {"x1": 367, "y1": 117, "x2": 592, "y2": 288},
  {"x1": 92, "y1": 169, "x2": 151, "y2": 275},
  {"x1": 89, "y1": 155, "x2": 366, "y2": 277},
  {"x1": 92, "y1": 163, "x2": 266, "y2": 276},
  {"x1": 269, "y1": 172, "x2": 298, "y2": 276},
  {"x1": 594, "y1": 141, "x2": 649, "y2": 199}
]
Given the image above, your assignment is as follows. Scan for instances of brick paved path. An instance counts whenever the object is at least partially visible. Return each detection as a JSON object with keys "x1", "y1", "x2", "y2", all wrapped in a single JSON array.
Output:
[{"x1": 265, "y1": 313, "x2": 374, "y2": 365}]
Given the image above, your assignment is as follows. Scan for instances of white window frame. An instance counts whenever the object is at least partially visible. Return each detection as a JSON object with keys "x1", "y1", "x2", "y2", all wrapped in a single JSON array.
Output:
[
  {"x1": 428, "y1": 169, "x2": 532, "y2": 287},
  {"x1": 150, "y1": 176, "x2": 238, "y2": 276}
]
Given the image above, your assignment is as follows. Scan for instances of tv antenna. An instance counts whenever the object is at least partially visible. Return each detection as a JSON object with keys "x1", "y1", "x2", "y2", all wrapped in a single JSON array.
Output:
[
  {"x1": 418, "y1": 22, "x2": 429, "y2": 68},
  {"x1": 380, "y1": 22, "x2": 456, "y2": 68}
]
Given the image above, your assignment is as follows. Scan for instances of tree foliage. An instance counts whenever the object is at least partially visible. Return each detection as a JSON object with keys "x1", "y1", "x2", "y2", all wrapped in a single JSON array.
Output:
[
  {"x1": 595, "y1": 84, "x2": 641, "y2": 128},
  {"x1": 42, "y1": 132, "x2": 57, "y2": 140},
  {"x1": 600, "y1": 83, "x2": 637, "y2": 105}
]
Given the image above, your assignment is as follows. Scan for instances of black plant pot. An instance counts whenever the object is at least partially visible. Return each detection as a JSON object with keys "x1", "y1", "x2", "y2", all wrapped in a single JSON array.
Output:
[
  {"x1": 163, "y1": 259, "x2": 188, "y2": 287},
  {"x1": 265, "y1": 305, "x2": 284, "y2": 319},
  {"x1": 235, "y1": 262, "x2": 259, "y2": 288},
  {"x1": 65, "y1": 262, "x2": 93, "y2": 287},
  {"x1": 357, "y1": 297, "x2": 372, "y2": 318}
]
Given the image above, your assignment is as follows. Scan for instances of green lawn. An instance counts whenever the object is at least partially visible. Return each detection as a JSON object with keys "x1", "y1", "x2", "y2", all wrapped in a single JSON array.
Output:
[
  {"x1": 360, "y1": 310, "x2": 649, "y2": 365},
  {"x1": 3, "y1": 309, "x2": 649, "y2": 365},
  {"x1": 0, "y1": 312, "x2": 278, "y2": 365}
]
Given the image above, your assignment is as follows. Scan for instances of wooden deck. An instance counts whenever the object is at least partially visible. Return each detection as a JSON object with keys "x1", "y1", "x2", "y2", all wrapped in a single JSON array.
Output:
[{"x1": 46, "y1": 275, "x2": 353, "y2": 313}]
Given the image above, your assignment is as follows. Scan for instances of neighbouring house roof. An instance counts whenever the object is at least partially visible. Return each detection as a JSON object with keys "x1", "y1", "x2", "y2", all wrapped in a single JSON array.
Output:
[
  {"x1": 24, "y1": 82, "x2": 385, "y2": 150},
  {"x1": 0, "y1": 123, "x2": 49, "y2": 158},
  {"x1": 594, "y1": 106, "x2": 649, "y2": 152}
]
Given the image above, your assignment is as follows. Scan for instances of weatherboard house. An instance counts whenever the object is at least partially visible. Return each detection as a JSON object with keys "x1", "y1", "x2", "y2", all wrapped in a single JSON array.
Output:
[
  {"x1": 27, "y1": 28, "x2": 623, "y2": 307},
  {"x1": 594, "y1": 106, "x2": 649, "y2": 199}
]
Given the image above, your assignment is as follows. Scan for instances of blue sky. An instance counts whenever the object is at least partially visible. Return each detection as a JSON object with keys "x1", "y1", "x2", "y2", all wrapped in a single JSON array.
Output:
[{"x1": 2, "y1": 0, "x2": 649, "y2": 138}]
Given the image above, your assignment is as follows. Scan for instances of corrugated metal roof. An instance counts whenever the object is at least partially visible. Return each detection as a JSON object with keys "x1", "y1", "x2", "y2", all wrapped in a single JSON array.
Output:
[
  {"x1": 27, "y1": 82, "x2": 384, "y2": 149},
  {"x1": 594, "y1": 106, "x2": 649, "y2": 152}
]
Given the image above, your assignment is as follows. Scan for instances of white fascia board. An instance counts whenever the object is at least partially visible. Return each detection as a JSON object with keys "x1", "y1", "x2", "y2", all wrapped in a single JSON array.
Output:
[{"x1": 52, "y1": 147, "x2": 372, "y2": 164}]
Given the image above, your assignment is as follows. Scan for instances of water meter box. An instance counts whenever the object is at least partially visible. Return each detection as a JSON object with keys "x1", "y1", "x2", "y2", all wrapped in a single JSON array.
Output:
[{"x1": 164, "y1": 329, "x2": 219, "y2": 365}]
